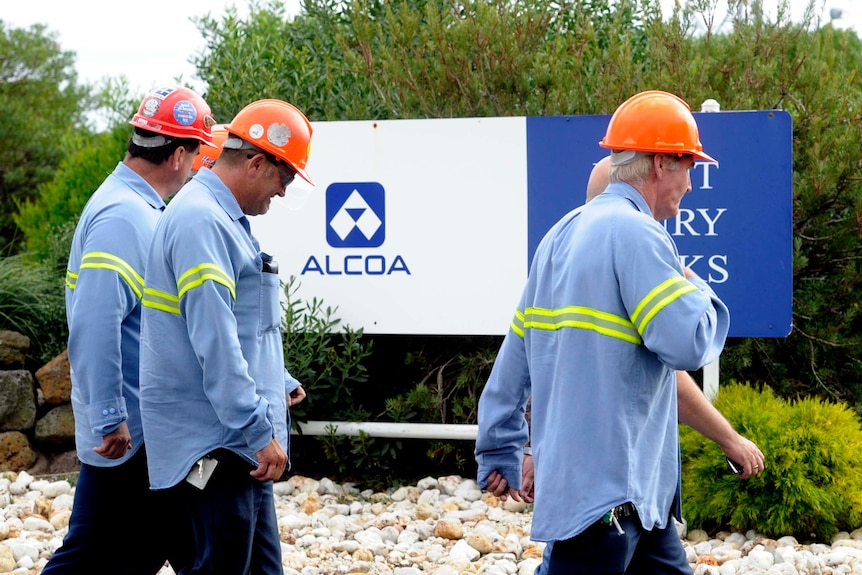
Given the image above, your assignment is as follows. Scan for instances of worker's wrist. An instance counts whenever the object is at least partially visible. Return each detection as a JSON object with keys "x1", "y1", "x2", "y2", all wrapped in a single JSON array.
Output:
[{"x1": 523, "y1": 446, "x2": 533, "y2": 456}]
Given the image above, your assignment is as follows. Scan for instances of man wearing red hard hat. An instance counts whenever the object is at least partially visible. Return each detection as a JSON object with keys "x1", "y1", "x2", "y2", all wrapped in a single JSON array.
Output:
[{"x1": 47, "y1": 86, "x2": 215, "y2": 574}]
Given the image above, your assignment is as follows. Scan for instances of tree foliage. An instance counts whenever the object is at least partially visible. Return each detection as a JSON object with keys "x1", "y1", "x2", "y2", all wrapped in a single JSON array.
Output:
[
  {"x1": 191, "y1": 0, "x2": 862, "y2": 411},
  {"x1": 0, "y1": 21, "x2": 89, "y2": 253}
]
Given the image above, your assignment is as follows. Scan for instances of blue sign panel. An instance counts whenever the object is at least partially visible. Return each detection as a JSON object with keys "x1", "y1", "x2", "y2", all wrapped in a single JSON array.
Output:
[{"x1": 526, "y1": 111, "x2": 793, "y2": 338}]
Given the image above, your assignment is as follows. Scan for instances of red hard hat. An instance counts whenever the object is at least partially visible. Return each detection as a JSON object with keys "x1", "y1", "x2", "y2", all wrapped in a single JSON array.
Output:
[{"x1": 130, "y1": 86, "x2": 216, "y2": 146}]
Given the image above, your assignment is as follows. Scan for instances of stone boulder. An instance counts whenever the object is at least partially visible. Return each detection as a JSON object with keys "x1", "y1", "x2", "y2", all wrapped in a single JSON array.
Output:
[
  {"x1": 0, "y1": 431, "x2": 37, "y2": 471},
  {"x1": 35, "y1": 349, "x2": 71, "y2": 406},
  {"x1": 0, "y1": 331, "x2": 29, "y2": 369},
  {"x1": 0, "y1": 370, "x2": 36, "y2": 431},
  {"x1": 34, "y1": 405, "x2": 75, "y2": 450}
]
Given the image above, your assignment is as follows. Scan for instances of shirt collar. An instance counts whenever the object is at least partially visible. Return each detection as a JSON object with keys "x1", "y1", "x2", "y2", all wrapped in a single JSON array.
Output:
[
  {"x1": 111, "y1": 162, "x2": 166, "y2": 211},
  {"x1": 604, "y1": 181, "x2": 654, "y2": 219},
  {"x1": 195, "y1": 168, "x2": 246, "y2": 224}
]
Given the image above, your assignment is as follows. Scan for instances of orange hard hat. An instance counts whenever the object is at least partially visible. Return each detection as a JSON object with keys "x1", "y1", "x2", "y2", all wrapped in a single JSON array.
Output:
[
  {"x1": 224, "y1": 99, "x2": 313, "y2": 185},
  {"x1": 130, "y1": 86, "x2": 216, "y2": 147},
  {"x1": 599, "y1": 90, "x2": 716, "y2": 163},
  {"x1": 191, "y1": 124, "x2": 229, "y2": 172}
]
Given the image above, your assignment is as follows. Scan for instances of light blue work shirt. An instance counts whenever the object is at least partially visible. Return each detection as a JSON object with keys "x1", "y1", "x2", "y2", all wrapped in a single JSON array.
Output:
[
  {"x1": 475, "y1": 182, "x2": 730, "y2": 542},
  {"x1": 139, "y1": 168, "x2": 296, "y2": 489},
  {"x1": 65, "y1": 162, "x2": 164, "y2": 467}
]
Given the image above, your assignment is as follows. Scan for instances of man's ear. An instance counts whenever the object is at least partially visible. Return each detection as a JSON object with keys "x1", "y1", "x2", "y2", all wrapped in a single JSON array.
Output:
[
  {"x1": 653, "y1": 153, "x2": 667, "y2": 178},
  {"x1": 172, "y1": 145, "x2": 190, "y2": 171}
]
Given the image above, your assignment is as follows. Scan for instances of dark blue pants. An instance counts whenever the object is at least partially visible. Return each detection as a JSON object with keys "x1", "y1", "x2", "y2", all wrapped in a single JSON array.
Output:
[
  {"x1": 41, "y1": 447, "x2": 188, "y2": 575},
  {"x1": 543, "y1": 513, "x2": 692, "y2": 575},
  {"x1": 177, "y1": 449, "x2": 283, "y2": 575}
]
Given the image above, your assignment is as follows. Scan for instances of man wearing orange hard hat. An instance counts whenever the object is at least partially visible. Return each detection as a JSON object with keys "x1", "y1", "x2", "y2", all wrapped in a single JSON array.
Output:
[
  {"x1": 477, "y1": 90, "x2": 737, "y2": 574},
  {"x1": 140, "y1": 99, "x2": 314, "y2": 573},
  {"x1": 47, "y1": 86, "x2": 215, "y2": 574}
]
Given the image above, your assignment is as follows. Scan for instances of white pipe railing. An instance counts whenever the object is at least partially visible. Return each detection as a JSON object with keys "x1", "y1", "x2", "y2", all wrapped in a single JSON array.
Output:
[{"x1": 293, "y1": 421, "x2": 478, "y2": 440}]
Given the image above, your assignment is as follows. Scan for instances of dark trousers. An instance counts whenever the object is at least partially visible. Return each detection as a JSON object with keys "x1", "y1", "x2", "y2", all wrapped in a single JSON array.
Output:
[
  {"x1": 41, "y1": 447, "x2": 188, "y2": 575},
  {"x1": 544, "y1": 512, "x2": 692, "y2": 575},
  {"x1": 176, "y1": 449, "x2": 283, "y2": 575}
]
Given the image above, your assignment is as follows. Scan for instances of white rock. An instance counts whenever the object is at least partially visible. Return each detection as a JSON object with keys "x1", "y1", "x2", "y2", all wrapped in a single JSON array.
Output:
[
  {"x1": 767, "y1": 563, "x2": 800, "y2": 574},
  {"x1": 418, "y1": 489, "x2": 441, "y2": 505},
  {"x1": 50, "y1": 494, "x2": 74, "y2": 511},
  {"x1": 318, "y1": 478, "x2": 340, "y2": 495},
  {"x1": 454, "y1": 480, "x2": 482, "y2": 502},
  {"x1": 391, "y1": 487, "x2": 410, "y2": 502},
  {"x1": 749, "y1": 548, "x2": 776, "y2": 569},
  {"x1": 449, "y1": 539, "x2": 481, "y2": 561},
  {"x1": 273, "y1": 481, "x2": 294, "y2": 497},
  {"x1": 8, "y1": 542, "x2": 38, "y2": 562},
  {"x1": 21, "y1": 517, "x2": 52, "y2": 533},
  {"x1": 725, "y1": 532, "x2": 747, "y2": 547}
]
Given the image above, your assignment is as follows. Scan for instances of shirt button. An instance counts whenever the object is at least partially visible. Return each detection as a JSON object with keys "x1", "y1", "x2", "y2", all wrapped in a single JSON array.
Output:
[
  {"x1": 109, "y1": 408, "x2": 116, "y2": 414},
  {"x1": 102, "y1": 409, "x2": 109, "y2": 416}
]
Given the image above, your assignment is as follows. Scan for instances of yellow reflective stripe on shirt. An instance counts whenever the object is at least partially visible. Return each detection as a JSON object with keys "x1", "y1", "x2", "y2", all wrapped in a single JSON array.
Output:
[
  {"x1": 65, "y1": 269, "x2": 78, "y2": 290},
  {"x1": 511, "y1": 309, "x2": 526, "y2": 338},
  {"x1": 142, "y1": 287, "x2": 180, "y2": 314},
  {"x1": 79, "y1": 252, "x2": 145, "y2": 299},
  {"x1": 177, "y1": 264, "x2": 236, "y2": 300},
  {"x1": 630, "y1": 276, "x2": 698, "y2": 336},
  {"x1": 521, "y1": 306, "x2": 642, "y2": 345}
]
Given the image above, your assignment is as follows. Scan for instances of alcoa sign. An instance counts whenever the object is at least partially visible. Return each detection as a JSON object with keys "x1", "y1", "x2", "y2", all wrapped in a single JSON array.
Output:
[{"x1": 253, "y1": 112, "x2": 792, "y2": 338}]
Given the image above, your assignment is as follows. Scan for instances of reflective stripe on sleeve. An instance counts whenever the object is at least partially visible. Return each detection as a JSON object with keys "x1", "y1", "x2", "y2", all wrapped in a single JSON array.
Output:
[
  {"x1": 177, "y1": 264, "x2": 236, "y2": 300},
  {"x1": 65, "y1": 269, "x2": 78, "y2": 290},
  {"x1": 630, "y1": 276, "x2": 698, "y2": 336},
  {"x1": 79, "y1": 252, "x2": 145, "y2": 299},
  {"x1": 142, "y1": 288, "x2": 180, "y2": 314}
]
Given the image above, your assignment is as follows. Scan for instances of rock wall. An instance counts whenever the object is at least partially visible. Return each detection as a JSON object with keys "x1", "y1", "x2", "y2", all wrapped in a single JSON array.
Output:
[{"x1": 0, "y1": 331, "x2": 78, "y2": 476}]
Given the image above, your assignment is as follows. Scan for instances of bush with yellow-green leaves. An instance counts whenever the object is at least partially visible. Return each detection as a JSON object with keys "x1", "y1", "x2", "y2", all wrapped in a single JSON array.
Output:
[{"x1": 681, "y1": 382, "x2": 862, "y2": 541}]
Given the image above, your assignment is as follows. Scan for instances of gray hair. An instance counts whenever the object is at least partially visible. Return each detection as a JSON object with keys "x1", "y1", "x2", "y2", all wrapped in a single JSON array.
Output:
[{"x1": 609, "y1": 153, "x2": 685, "y2": 185}]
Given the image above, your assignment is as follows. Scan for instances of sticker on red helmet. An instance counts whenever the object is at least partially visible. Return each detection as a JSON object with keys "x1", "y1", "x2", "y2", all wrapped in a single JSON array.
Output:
[
  {"x1": 141, "y1": 98, "x2": 160, "y2": 117},
  {"x1": 152, "y1": 87, "x2": 176, "y2": 99},
  {"x1": 173, "y1": 101, "x2": 198, "y2": 126}
]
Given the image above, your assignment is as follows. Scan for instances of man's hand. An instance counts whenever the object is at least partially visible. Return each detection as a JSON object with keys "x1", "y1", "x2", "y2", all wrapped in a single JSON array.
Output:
[
  {"x1": 519, "y1": 454, "x2": 535, "y2": 503},
  {"x1": 484, "y1": 470, "x2": 522, "y2": 502},
  {"x1": 288, "y1": 385, "x2": 306, "y2": 407},
  {"x1": 93, "y1": 421, "x2": 132, "y2": 459},
  {"x1": 250, "y1": 438, "x2": 288, "y2": 482},
  {"x1": 722, "y1": 436, "x2": 766, "y2": 479}
]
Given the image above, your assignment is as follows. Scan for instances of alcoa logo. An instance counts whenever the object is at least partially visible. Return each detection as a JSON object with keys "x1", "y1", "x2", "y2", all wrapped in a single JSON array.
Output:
[
  {"x1": 326, "y1": 183, "x2": 385, "y2": 248},
  {"x1": 301, "y1": 182, "x2": 411, "y2": 276}
]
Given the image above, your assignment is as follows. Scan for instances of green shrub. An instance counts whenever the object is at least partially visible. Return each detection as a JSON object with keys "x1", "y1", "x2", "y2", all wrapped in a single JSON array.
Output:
[
  {"x1": 0, "y1": 254, "x2": 67, "y2": 365},
  {"x1": 280, "y1": 275, "x2": 373, "y2": 424},
  {"x1": 14, "y1": 125, "x2": 129, "y2": 267},
  {"x1": 681, "y1": 381, "x2": 862, "y2": 540}
]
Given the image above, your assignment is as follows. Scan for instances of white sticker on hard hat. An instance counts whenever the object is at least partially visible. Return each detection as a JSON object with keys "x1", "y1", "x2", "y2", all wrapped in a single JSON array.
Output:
[
  {"x1": 173, "y1": 101, "x2": 197, "y2": 126},
  {"x1": 142, "y1": 98, "x2": 160, "y2": 117},
  {"x1": 249, "y1": 124, "x2": 264, "y2": 139},
  {"x1": 267, "y1": 123, "x2": 291, "y2": 147}
]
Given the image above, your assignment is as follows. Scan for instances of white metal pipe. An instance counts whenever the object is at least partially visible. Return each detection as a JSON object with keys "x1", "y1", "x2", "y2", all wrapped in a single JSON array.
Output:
[{"x1": 293, "y1": 421, "x2": 478, "y2": 440}]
